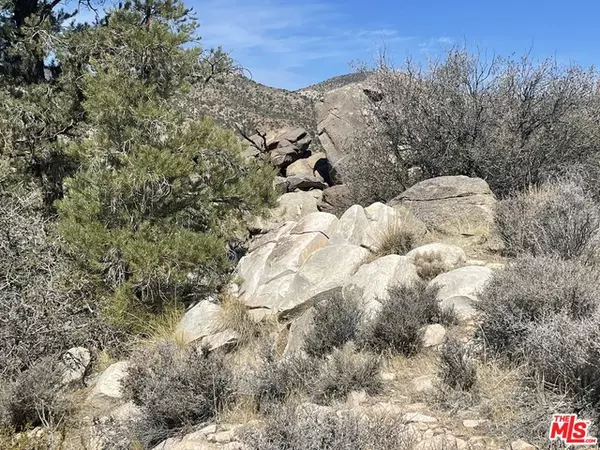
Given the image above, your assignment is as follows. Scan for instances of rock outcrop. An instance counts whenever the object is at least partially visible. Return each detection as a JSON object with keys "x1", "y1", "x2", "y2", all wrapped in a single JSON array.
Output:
[
  {"x1": 315, "y1": 83, "x2": 374, "y2": 180},
  {"x1": 389, "y1": 175, "x2": 496, "y2": 238}
]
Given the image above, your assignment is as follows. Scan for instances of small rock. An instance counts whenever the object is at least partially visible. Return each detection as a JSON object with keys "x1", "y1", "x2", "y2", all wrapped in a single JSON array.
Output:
[
  {"x1": 207, "y1": 430, "x2": 235, "y2": 444},
  {"x1": 61, "y1": 347, "x2": 91, "y2": 384},
  {"x1": 381, "y1": 371, "x2": 396, "y2": 381},
  {"x1": 511, "y1": 439, "x2": 536, "y2": 450},
  {"x1": 421, "y1": 324, "x2": 446, "y2": 347},
  {"x1": 463, "y1": 419, "x2": 487, "y2": 428},
  {"x1": 411, "y1": 375, "x2": 436, "y2": 393},
  {"x1": 88, "y1": 361, "x2": 129, "y2": 405},
  {"x1": 346, "y1": 390, "x2": 367, "y2": 408},
  {"x1": 402, "y1": 412, "x2": 438, "y2": 423}
]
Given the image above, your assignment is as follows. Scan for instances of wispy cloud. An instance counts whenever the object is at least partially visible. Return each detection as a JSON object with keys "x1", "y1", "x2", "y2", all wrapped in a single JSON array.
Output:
[
  {"x1": 194, "y1": 0, "x2": 451, "y2": 89},
  {"x1": 193, "y1": 0, "x2": 409, "y2": 89}
]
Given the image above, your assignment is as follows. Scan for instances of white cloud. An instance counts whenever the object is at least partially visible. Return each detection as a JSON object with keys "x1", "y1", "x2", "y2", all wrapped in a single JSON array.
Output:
[{"x1": 195, "y1": 0, "x2": 418, "y2": 89}]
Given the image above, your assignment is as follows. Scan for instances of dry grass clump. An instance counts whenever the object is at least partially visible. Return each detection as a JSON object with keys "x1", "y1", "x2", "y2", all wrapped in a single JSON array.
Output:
[
  {"x1": 412, "y1": 250, "x2": 457, "y2": 280},
  {"x1": 495, "y1": 179, "x2": 600, "y2": 259},
  {"x1": 313, "y1": 343, "x2": 382, "y2": 403},
  {"x1": 218, "y1": 294, "x2": 266, "y2": 347},
  {"x1": 373, "y1": 221, "x2": 419, "y2": 257}
]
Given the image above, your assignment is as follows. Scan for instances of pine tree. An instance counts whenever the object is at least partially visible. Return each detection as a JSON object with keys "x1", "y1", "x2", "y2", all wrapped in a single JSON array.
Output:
[{"x1": 56, "y1": 0, "x2": 275, "y2": 330}]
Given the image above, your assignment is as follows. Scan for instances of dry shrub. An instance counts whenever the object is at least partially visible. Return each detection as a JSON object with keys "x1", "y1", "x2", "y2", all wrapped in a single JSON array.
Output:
[
  {"x1": 477, "y1": 256, "x2": 600, "y2": 357},
  {"x1": 364, "y1": 281, "x2": 443, "y2": 356},
  {"x1": 121, "y1": 341, "x2": 234, "y2": 447},
  {"x1": 0, "y1": 358, "x2": 72, "y2": 431},
  {"x1": 0, "y1": 177, "x2": 119, "y2": 380},
  {"x1": 438, "y1": 338, "x2": 477, "y2": 392},
  {"x1": 495, "y1": 179, "x2": 600, "y2": 259},
  {"x1": 303, "y1": 292, "x2": 365, "y2": 358},
  {"x1": 219, "y1": 294, "x2": 264, "y2": 346},
  {"x1": 314, "y1": 343, "x2": 382, "y2": 403},
  {"x1": 251, "y1": 345, "x2": 320, "y2": 406},
  {"x1": 346, "y1": 48, "x2": 600, "y2": 203},
  {"x1": 241, "y1": 403, "x2": 418, "y2": 450}
]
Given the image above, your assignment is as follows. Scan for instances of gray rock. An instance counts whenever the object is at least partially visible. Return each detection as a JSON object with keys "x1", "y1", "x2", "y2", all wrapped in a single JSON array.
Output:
[
  {"x1": 421, "y1": 324, "x2": 446, "y2": 347},
  {"x1": 254, "y1": 191, "x2": 322, "y2": 231},
  {"x1": 283, "y1": 307, "x2": 315, "y2": 355},
  {"x1": 237, "y1": 243, "x2": 276, "y2": 300},
  {"x1": 285, "y1": 175, "x2": 328, "y2": 191},
  {"x1": 281, "y1": 244, "x2": 370, "y2": 317},
  {"x1": 286, "y1": 158, "x2": 321, "y2": 180},
  {"x1": 315, "y1": 83, "x2": 373, "y2": 180},
  {"x1": 290, "y1": 211, "x2": 339, "y2": 237},
  {"x1": 402, "y1": 412, "x2": 438, "y2": 423},
  {"x1": 411, "y1": 375, "x2": 436, "y2": 393},
  {"x1": 329, "y1": 202, "x2": 427, "y2": 251},
  {"x1": 175, "y1": 300, "x2": 222, "y2": 344},
  {"x1": 429, "y1": 266, "x2": 493, "y2": 320},
  {"x1": 61, "y1": 347, "x2": 91, "y2": 385},
  {"x1": 88, "y1": 361, "x2": 129, "y2": 405},
  {"x1": 390, "y1": 176, "x2": 496, "y2": 238},
  {"x1": 318, "y1": 185, "x2": 353, "y2": 216},
  {"x1": 342, "y1": 255, "x2": 419, "y2": 319}
]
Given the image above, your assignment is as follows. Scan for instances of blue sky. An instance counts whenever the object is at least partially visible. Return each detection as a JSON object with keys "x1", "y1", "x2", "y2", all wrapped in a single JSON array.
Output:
[
  {"x1": 75, "y1": 0, "x2": 600, "y2": 90},
  {"x1": 192, "y1": 0, "x2": 600, "y2": 90}
]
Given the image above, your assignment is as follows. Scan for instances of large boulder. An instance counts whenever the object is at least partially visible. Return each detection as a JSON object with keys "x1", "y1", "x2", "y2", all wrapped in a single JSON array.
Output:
[
  {"x1": 268, "y1": 128, "x2": 312, "y2": 168},
  {"x1": 318, "y1": 184, "x2": 353, "y2": 216},
  {"x1": 279, "y1": 244, "x2": 370, "y2": 317},
  {"x1": 240, "y1": 213, "x2": 338, "y2": 313},
  {"x1": 175, "y1": 300, "x2": 223, "y2": 344},
  {"x1": 342, "y1": 255, "x2": 419, "y2": 319},
  {"x1": 328, "y1": 202, "x2": 427, "y2": 251},
  {"x1": 251, "y1": 190, "x2": 322, "y2": 232},
  {"x1": 88, "y1": 361, "x2": 129, "y2": 406},
  {"x1": 315, "y1": 83, "x2": 373, "y2": 180},
  {"x1": 429, "y1": 266, "x2": 493, "y2": 320},
  {"x1": 389, "y1": 176, "x2": 496, "y2": 237}
]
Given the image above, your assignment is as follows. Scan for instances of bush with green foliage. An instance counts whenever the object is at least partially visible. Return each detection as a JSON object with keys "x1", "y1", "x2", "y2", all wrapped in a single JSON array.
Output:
[
  {"x1": 347, "y1": 48, "x2": 600, "y2": 203},
  {"x1": 122, "y1": 341, "x2": 234, "y2": 447},
  {"x1": 56, "y1": 1, "x2": 275, "y2": 329},
  {"x1": 495, "y1": 179, "x2": 600, "y2": 259},
  {"x1": 364, "y1": 281, "x2": 443, "y2": 356},
  {"x1": 477, "y1": 256, "x2": 600, "y2": 357}
]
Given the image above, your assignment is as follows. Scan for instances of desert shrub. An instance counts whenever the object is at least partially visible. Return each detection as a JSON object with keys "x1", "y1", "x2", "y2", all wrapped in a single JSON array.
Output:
[
  {"x1": 241, "y1": 403, "x2": 417, "y2": 450},
  {"x1": 524, "y1": 313, "x2": 600, "y2": 409},
  {"x1": 439, "y1": 338, "x2": 477, "y2": 391},
  {"x1": 373, "y1": 220, "x2": 418, "y2": 257},
  {"x1": 314, "y1": 343, "x2": 382, "y2": 403},
  {"x1": 219, "y1": 295, "x2": 264, "y2": 347},
  {"x1": 364, "y1": 281, "x2": 442, "y2": 356},
  {"x1": 412, "y1": 250, "x2": 457, "y2": 280},
  {"x1": 251, "y1": 346, "x2": 320, "y2": 405},
  {"x1": 495, "y1": 179, "x2": 600, "y2": 259},
  {"x1": 477, "y1": 256, "x2": 600, "y2": 357},
  {"x1": 122, "y1": 341, "x2": 234, "y2": 447},
  {"x1": 304, "y1": 292, "x2": 365, "y2": 358},
  {"x1": 0, "y1": 171, "x2": 119, "y2": 379},
  {"x1": 0, "y1": 358, "x2": 72, "y2": 430},
  {"x1": 347, "y1": 48, "x2": 600, "y2": 203}
]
